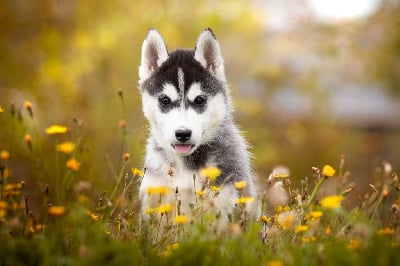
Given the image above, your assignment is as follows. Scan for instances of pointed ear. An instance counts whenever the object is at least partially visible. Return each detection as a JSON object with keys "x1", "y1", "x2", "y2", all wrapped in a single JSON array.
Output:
[
  {"x1": 194, "y1": 29, "x2": 226, "y2": 81},
  {"x1": 139, "y1": 29, "x2": 169, "y2": 83}
]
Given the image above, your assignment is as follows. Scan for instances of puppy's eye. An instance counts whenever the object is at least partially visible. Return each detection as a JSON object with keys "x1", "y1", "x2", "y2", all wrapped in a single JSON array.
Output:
[
  {"x1": 159, "y1": 95, "x2": 172, "y2": 106},
  {"x1": 194, "y1": 95, "x2": 206, "y2": 106}
]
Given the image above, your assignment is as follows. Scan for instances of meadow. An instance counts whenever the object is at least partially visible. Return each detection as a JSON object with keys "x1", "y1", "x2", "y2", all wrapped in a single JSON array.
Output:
[
  {"x1": 0, "y1": 98, "x2": 399, "y2": 266},
  {"x1": 1, "y1": 1, "x2": 400, "y2": 265}
]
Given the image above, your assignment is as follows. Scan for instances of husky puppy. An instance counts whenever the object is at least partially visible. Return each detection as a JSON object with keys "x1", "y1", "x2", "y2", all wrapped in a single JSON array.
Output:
[{"x1": 138, "y1": 28, "x2": 256, "y2": 221}]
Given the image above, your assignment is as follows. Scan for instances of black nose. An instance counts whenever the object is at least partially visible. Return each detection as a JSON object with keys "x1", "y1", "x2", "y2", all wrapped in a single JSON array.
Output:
[{"x1": 175, "y1": 129, "x2": 192, "y2": 142}]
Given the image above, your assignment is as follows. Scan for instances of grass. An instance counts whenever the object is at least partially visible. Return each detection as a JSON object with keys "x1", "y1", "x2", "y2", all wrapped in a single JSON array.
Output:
[{"x1": 0, "y1": 96, "x2": 399, "y2": 266}]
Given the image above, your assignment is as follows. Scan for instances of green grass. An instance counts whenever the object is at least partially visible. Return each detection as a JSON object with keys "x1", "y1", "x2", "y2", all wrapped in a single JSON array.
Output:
[{"x1": 0, "y1": 98, "x2": 399, "y2": 266}]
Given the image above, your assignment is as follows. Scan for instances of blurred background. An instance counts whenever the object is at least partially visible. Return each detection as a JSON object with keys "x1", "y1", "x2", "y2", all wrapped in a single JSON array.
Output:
[{"x1": 1, "y1": 0, "x2": 399, "y2": 197}]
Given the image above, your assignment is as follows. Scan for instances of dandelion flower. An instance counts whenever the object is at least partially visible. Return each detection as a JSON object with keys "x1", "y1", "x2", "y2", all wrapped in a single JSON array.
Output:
[
  {"x1": 132, "y1": 167, "x2": 143, "y2": 177},
  {"x1": 320, "y1": 195, "x2": 343, "y2": 209},
  {"x1": 146, "y1": 186, "x2": 171, "y2": 195},
  {"x1": 200, "y1": 166, "x2": 221, "y2": 181},
  {"x1": 45, "y1": 125, "x2": 68, "y2": 135},
  {"x1": 234, "y1": 180, "x2": 247, "y2": 190},
  {"x1": 66, "y1": 158, "x2": 80, "y2": 171},
  {"x1": 322, "y1": 165, "x2": 336, "y2": 177},
  {"x1": 295, "y1": 225, "x2": 309, "y2": 233},
  {"x1": 156, "y1": 204, "x2": 173, "y2": 214},
  {"x1": 0, "y1": 150, "x2": 10, "y2": 160},
  {"x1": 235, "y1": 197, "x2": 254, "y2": 204},
  {"x1": 174, "y1": 215, "x2": 189, "y2": 225},
  {"x1": 48, "y1": 206, "x2": 66, "y2": 216},
  {"x1": 56, "y1": 141, "x2": 75, "y2": 154}
]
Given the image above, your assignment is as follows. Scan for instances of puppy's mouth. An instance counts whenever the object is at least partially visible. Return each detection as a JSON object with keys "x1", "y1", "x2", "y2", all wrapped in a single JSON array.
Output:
[{"x1": 172, "y1": 144, "x2": 194, "y2": 155}]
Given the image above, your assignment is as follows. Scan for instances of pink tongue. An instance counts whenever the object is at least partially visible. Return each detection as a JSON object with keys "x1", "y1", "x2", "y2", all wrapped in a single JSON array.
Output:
[{"x1": 174, "y1": 144, "x2": 192, "y2": 154}]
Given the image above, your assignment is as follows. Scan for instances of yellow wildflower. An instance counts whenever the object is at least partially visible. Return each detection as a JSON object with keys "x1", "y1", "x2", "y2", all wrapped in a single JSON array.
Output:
[
  {"x1": 295, "y1": 225, "x2": 309, "y2": 233},
  {"x1": 306, "y1": 211, "x2": 323, "y2": 220},
  {"x1": 0, "y1": 105, "x2": 4, "y2": 112},
  {"x1": 377, "y1": 227, "x2": 395, "y2": 235},
  {"x1": 200, "y1": 166, "x2": 221, "y2": 181},
  {"x1": 156, "y1": 204, "x2": 173, "y2": 214},
  {"x1": 234, "y1": 180, "x2": 247, "y2": 190},
  {"x1": 88, "y1": 211, "x2": 99, "y2": 221},
  {"x1": 196, "y1": 190, "x2": 205, "y2": 196},
  {"x1": 45, "y1": 125, "x2": 68, "y2": 135},
  {"x1": 174, "y1": 215, "x2": 189, "y2": 225},
  {"x1": 210, "y1": 186, "x2": 221, "y2": 192},
  {"x1": 277, "y1": 212, "x2": 295, "y2": 230},
  {"x1": 0, "y1": 150, "x2": 10, "y2": 160},
  {"x1": 235, "y1": 197, "x2": 254, "y2": 204},
  {"x1": 66, "y1": 158, "x2": 80, "y2": 171},
  {"x1": 48, "y1": 206, "x2": 66, "y2": 216},
  {"x1": 132, "y1": 167, "x2": 143, "y2": 177},
  {"x1": 144, "y1": 208, "x2": 154, "y2": 215},
  {"x1": 322, "y1": 164, "x2": 336, "y2": 177},
  {"x1": 260, "y1": 215, "x2": 271, "y2": 223},
  {"x1": 266, "y1": 260, "x2": 284, "y2": 266},
  {"x1": 275, "y1": 205, "x2": 290, "y2": 214},
  {"x1": 146, "y1": 186, "x2": 170, "y2": 195},
  {"x1": 56, "y1": 141, "x2": 75, "y2": 154},
  {"x1": 320, "y1": 195, "x2": 343, "y2": 209}
]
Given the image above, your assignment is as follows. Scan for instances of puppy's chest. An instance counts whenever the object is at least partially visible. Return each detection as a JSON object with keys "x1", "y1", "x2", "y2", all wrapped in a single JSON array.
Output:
[{"x1": 140, "y1": 162, "x2": 203, "y2": 211}]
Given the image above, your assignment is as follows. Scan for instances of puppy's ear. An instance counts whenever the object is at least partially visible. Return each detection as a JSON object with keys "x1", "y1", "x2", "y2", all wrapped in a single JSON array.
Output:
[
  {"x1": 139, "y1": 29, "x2": 169, "y2": 83},
  {"x1": 194, "y1": 28, "x2": 225, "y2": 81}
]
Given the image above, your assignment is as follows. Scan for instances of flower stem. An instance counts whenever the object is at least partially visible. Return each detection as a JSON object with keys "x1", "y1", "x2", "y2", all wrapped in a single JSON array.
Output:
[{"x1": 306, "y1": 176, "x2": 326, "y2": 207}]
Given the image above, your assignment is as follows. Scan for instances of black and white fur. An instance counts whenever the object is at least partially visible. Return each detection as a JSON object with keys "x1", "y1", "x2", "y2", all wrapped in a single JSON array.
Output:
[{"x1": 138, "y1": 28, "x2": 256, "y2": 220}]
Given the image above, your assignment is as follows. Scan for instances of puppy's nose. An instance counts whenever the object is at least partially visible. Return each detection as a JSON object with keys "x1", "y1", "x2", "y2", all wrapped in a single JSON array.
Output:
[{"x1": 175, "y1": 129, "x2": 192, "y2": 142}]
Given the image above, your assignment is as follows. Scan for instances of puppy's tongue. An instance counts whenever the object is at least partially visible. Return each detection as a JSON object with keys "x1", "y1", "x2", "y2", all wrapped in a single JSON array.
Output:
[{"x1": 174, "y1": 144, "x2": 192, "y2": 154}]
